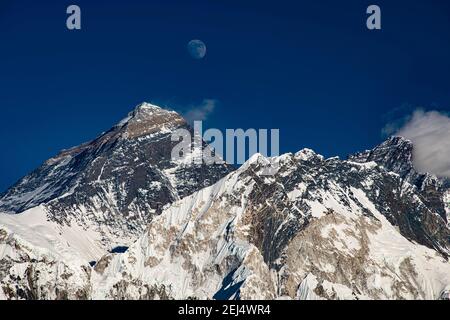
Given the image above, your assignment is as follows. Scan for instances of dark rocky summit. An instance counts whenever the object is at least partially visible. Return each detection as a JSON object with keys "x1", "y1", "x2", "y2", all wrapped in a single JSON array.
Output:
[{"x1": 0, "y1": 103, "x2": 233, "y2": 245}]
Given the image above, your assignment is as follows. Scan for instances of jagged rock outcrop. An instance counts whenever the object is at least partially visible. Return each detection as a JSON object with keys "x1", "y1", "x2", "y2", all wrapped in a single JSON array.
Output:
[{"x1": 349, "y1": 136, "x2": 449, "y2": 222}]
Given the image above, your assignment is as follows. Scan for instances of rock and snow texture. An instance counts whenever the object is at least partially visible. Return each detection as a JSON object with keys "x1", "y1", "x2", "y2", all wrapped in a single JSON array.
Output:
[
  {"x1": 0, "y1": 106, "x2": 449, "y2": 300},
  {"x1": 349, "y1": 136, "x2": 449, "y2": 223},
  {"x1": 0, "y1": 103, "x2": 232, "y2": 252},
  {"x1": 0, "y1": 216, "x2": 91, "y2": 299},
  {"x1": 92, "y1": 146, "x2": 450, "y2": 300}
]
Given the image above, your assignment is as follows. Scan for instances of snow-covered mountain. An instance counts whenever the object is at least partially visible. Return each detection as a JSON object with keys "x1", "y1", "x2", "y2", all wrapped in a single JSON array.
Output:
[
  {"x1": 0, "y1": 103, "x2": 232, "y2": 259},
  {"x1": 90, "y1": 141, "x2": 450, "y2": 300},
  {"x1": 0, "y1": 105, "x2": 449, "y2": 300},
  {"x1": 349, "y1": 136, "x2": 449, "y2": 224},
  {"x1": 0, "y1": 213, "x2": 91, "y2": 299}
]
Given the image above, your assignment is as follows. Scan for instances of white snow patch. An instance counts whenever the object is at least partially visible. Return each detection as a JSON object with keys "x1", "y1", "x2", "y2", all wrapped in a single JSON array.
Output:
[
  {"x1": 296, "y1": 274, "x2": 323, "y2": 300},
  {"x1": 0, "y1": 206, "x2": 105, "y2": 262},
  {"x1": 295, "y1": 148, "x2": 324, "y2": 162},
  {"x1": 351, "y1": 187, "x2": 450, "y2": 299}
]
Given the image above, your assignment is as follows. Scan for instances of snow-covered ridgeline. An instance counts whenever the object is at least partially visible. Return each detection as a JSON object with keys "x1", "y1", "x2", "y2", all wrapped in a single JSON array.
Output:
[
  {"x1": 0, "y1": 103, "x2": 449, "y2": 300},
  {"x1": 91, "y1": 149, "x2": 450, "y2": 300},
  {"x1": 0, "y1": 103, "x2": 232, "y2": 256}
]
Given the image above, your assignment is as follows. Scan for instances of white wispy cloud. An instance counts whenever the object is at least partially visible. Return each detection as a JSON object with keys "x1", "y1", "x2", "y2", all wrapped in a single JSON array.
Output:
[
  {"x1": 390, "y1": 109, "x2": 450, "y2": 178},
  {"x1": 183, "y1": 99, "x2": 217, "y2": 124}
]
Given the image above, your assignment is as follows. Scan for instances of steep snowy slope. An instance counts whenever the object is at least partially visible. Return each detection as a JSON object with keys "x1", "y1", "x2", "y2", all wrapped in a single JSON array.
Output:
[
  {"x1": 0, "y1": 103, "x2": 232, "y2": 253},
  {"x1": 0, "y1": 218, "x2": 91, "y2": 299},
  {"x1": 0, "y1": 206, "x2": 104, "y2": 261},
  {"x1": 1, "y1": 122, "x2": 449, "y2": 299},
  {"x1": 92, "y1": 145, "x2": 450, "y2": 300}
]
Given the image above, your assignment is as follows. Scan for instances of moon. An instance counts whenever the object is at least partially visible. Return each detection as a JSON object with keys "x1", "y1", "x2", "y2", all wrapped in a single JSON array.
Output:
[{"x1": 187, "y1": 39, "x2": 207, "y2": 59}]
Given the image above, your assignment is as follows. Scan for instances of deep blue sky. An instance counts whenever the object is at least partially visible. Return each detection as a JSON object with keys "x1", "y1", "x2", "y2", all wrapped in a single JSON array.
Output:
[{"x1": 1, "y1": 0, "x2": 450, "y2": 191}]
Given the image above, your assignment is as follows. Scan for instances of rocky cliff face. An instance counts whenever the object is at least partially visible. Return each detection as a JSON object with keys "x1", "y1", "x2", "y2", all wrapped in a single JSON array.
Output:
[
  {"x1": 92, "y1": 145, "x2": 450, "y2": 300},
  {"x1": 0, "y1": 103, "x2": 232, "y2": 252},
  {"x1": 0, "y1": 108, "x2": 449, "y2": 300},
  {"x1": 349, "y1": 136, "x2": 449, "y2": 222}
]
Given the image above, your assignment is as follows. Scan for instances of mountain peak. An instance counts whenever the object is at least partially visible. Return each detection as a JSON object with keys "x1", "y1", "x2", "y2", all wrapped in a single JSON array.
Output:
[
  {"x1": 115, "y1": 103, "x2": 176, "y2": 125},
  {"x1": 131, "y1": 102, "x2": 165, "y2": 116},
  {"x1": 112, "y1": 103, "x2": 187, "y2": 139},
  {"x1": 382, "y1": 135, "x2": 413, "y2": 149},
  {"x1": 0, "y1": 100, "x2": 232, "y2": 246},
  {"x1": 348, "y1": 136, "x2": 414, "y2": 174},
  {"x1": 295, "y1": 148, "x2": 323, "y2": 162}
]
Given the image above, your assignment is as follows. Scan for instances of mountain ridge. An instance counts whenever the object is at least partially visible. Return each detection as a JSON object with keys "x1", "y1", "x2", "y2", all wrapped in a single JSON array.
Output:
[
  {"x1": 0, "y1": 102, "x2": 233, "y2": 253},
  {"x1": 91, "y1": 142, "x2": 450, "y2": 299},
  {"x1": 0, "y1": 103, "x2": 449, "y2": 300}
]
